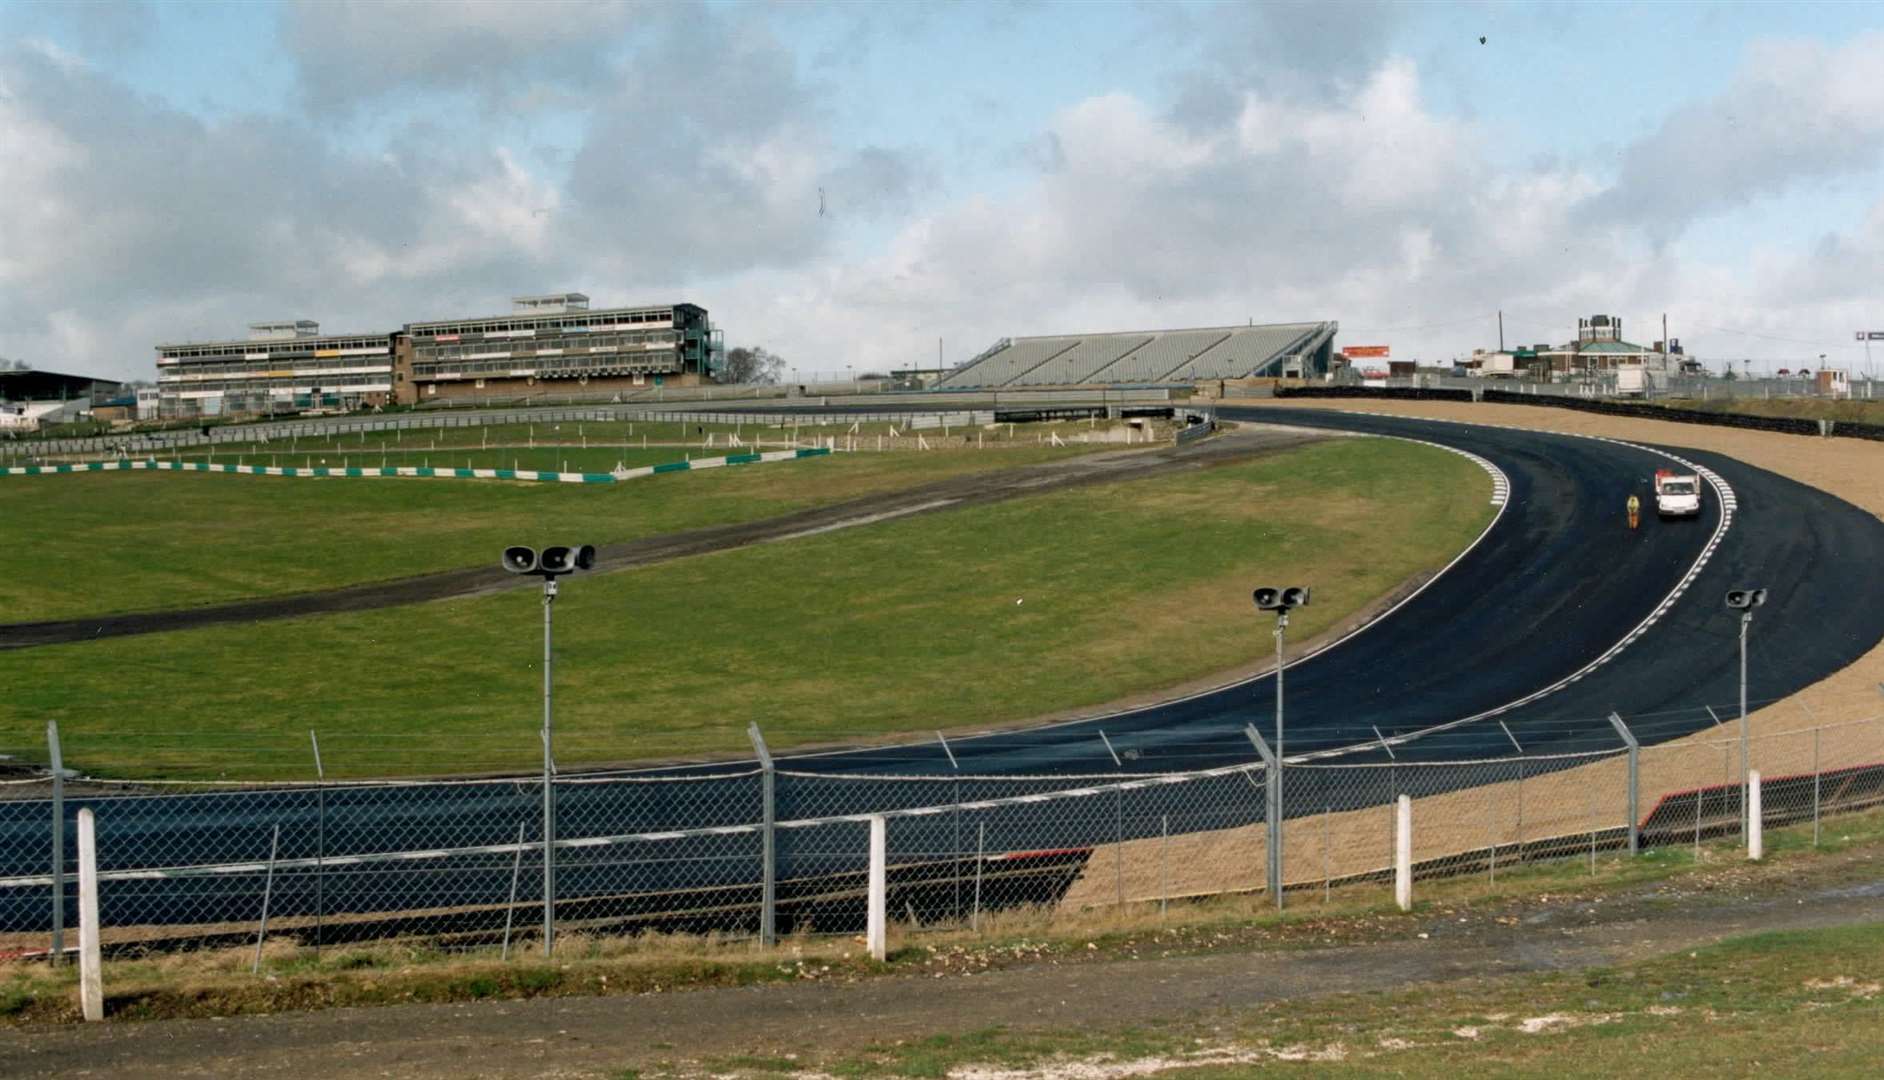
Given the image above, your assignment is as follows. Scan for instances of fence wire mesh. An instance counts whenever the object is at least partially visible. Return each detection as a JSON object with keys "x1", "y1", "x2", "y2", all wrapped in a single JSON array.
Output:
[{"x1": 4, "y1": 708, "x2": 1883, "y2": 958}]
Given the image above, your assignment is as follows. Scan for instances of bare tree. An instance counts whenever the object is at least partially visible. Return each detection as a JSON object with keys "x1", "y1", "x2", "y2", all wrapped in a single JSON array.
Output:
[{"x1": 722, "y1": 346, "x2": 786, "y2": 385}]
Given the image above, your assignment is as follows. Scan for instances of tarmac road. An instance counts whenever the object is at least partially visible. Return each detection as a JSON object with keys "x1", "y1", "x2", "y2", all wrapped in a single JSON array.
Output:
[{"x1": 5, "y1": 407, "x2": 1882, "y2": 939}]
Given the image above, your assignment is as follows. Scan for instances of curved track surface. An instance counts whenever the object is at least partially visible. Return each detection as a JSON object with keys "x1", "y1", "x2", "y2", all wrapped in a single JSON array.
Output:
[
  {"x1": 6, "y1": 407, "x2": 1883, "y2": 939},
  {"x1": 719, "y1": 406, "x2": 1884, "y2": 772}
]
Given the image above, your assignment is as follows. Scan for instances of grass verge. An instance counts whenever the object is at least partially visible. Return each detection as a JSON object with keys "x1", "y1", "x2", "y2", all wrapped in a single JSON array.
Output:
[{"x1": 1, "y1": 437, "x2": 1493, "y2": 777}]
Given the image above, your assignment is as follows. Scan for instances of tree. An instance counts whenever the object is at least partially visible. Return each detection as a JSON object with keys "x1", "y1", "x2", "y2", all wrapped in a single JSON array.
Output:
[{"x1": 722, "y1": 346, "x2": 786, "y2": 385}]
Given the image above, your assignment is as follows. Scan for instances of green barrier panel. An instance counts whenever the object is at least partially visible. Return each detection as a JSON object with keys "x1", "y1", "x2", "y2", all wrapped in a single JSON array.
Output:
[
  {"x1": 726, "y1": 453, "x2": 762, "y2": 465},
  {"x1": 651, "y1": 461, "x2": 691, "y2": 474}
]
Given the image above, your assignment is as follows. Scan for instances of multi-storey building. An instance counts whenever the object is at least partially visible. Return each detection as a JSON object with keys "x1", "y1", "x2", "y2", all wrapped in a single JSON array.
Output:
[
  {"x1": 155, "y1": 321, "x2": 395, "y2": 419},
  {"x1": 151, "y1": 295, "x2": 720, "y2": 418},
  {"x1": 398, "y1": 294, "x2": 718, "y2": 404}
]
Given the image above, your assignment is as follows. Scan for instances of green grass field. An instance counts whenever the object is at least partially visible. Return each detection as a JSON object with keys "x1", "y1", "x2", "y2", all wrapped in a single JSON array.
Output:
[
  {"x1": 0, "y1": 446, "x2": 1099, "y2": 622},
  {"x1": 1, "y1": 438, "x2": 1493, "y2": 777}
]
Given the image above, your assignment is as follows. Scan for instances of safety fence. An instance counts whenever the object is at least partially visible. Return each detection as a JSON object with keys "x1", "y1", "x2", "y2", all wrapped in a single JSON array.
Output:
[
  {"x1": 1, "y1": 386, "x2": 1177, "y2": 462},
  {"x1": 0, "y1": 448, "x2": 833, "y2": 486},
  {"x1": 3, "y1": 710, "x2": 1881, "y2": 960}
]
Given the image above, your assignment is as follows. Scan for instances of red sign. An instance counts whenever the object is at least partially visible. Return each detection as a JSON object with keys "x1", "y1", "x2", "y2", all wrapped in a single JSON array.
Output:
[{"x1": 1345, "y1": 345, "x2": 1390, "y2": 358}]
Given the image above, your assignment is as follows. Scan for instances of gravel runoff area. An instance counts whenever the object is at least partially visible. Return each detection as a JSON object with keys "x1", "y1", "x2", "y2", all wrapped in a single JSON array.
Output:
[
  {"x1": 4, "y1": 830, "x2": 1881, "y2": 1077},
  {"x1": 0, "y1": 426, "x2": 1323, "y2": 651}
]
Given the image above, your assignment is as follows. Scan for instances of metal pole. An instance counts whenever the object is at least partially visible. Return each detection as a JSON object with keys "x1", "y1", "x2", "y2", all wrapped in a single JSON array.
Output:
[
  {"x1": 1273, "y1": 610, "x2": 1286, "y2": 910},
  {"x1": 1739, "y1": 612, "x2": 1751, "y2": 837},
  {"x1": 748, "y1": 723, "x2": 776, "y2": 947},
  {"x1": 1159, "y1": 813, "x2": 1169, "y2": 917},
  {"x1": 310, "y1": 730, "x2": 324, "y2": 952},
  {"x1": 1608, "y1": 713, "x2": 1640, "y2": 856},
  {"x1": 48, "y1": 720, "x2": 64, "y2": 963},
  {"x1": 252, "y1": 824, "x2": 281, "y2": 975},
  {"x1": 542, "y1": 577, "x2": 557, "y2": 958},
  {"x1": 1114, "y1": 788, "x2": 1124, "y2": 908},
  {"x1": 502, "y1": 821, "x2": 525, "y2": 961},
  {"x1": 1813, "y1": 726, "x2": 1822, "y2": 847},
  {"x1": 972, "y1": 822, "x2": 983, "y2": 932},
  {"x1": 1322, "y1": 805, "x2": 1331, "y2": 904},
  {"x1": 1244, "y1": 725, "x2": 1281, "y2": 906}
]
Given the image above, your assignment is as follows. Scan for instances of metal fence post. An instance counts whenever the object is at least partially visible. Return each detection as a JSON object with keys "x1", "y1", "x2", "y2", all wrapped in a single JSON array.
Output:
[
  {"x1": 252, "y1": 824, "x2": 281, "y2": 975},
  {"x1": 1813, "y1": 726, "x2": 1822, "y2": 847},
  {"x1": 1243, "y1": 725, "x2": 1281, "y2": 908},
  {"x1": 309, "y1": 730, "x2": 325, "y2": 952},
  {"x1": 1608, "y1": 713, "x2": 1640, "y2": 856},
  {"x1": 1498, "y1": 720, "x2": 1526, "y2": 871},
  {"x1": 501, "y1": 820, "x2": 526, "y2": 961},
  {"x1": 748, "y1": 723, "x2": 777, "y2": 947},
  {"x1": 47, "y1": 720, "x2": 65, "y2": 963}
]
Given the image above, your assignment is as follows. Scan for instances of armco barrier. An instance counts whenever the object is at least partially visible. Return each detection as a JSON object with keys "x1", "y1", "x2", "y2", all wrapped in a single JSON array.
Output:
[{"x1": 0, "y1": 448, "x2": 832, "y2": 485}]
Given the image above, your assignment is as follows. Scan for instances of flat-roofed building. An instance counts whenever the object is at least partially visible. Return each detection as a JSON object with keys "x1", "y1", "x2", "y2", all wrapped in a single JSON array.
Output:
[
  {"x1": 398, "y1": 295, "x2": 717, "y2": 404},
  {"x1": 155, "y1": 320, "x2": 396, "y2": 419}
]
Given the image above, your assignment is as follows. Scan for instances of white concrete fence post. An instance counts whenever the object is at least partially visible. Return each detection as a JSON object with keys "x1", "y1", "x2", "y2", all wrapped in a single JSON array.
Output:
[
  {"x1": 1748, "y1": 770, "x2": 1763, "y2": 861},
  {"x1": 867, "y1": 815, "x2": 887, "y2": 962},
  {"x1": 77, "y1": 807, "x2": 102, "y2": 1022},
  {"x1": 1395, "y1": 794, "x2": 1412, "y2": 911}
]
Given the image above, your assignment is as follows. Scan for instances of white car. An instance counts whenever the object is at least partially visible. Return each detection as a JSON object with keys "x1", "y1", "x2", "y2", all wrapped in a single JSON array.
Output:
[{"x1": 1654, "y1": 470, "x2": 1702, "y2": 518}]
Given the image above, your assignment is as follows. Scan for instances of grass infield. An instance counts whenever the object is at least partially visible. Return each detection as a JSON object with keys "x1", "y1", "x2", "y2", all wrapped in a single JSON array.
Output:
[
  {"x1": 1, "y1": 445, "x2": 1098, "y2": 622},
  {"x1": 3, "y1": 437, "x2": 1492, "y2": 778}
]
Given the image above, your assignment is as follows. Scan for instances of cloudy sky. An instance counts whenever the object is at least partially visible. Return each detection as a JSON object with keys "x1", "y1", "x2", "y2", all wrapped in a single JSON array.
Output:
[{"x1": 4, "y1": 0, "x2": 1883, "y2": 383}]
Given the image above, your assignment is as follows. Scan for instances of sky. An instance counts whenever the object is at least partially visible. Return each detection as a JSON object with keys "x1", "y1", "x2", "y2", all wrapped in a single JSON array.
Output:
[{"x1": 4, "y1": 0, "x2": 1884, "y2": 383}]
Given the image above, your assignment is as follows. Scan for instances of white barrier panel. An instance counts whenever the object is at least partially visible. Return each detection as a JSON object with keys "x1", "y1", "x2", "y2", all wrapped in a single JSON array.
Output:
[
  {"x1": 1749, "y1": 770, "x2": 1763, "y2": 861},
  {"x1": 867, "y1": 815, "x2": 887, "y2": 962},
  {"x1": 1394, "y1": 795, "x2": 1412, "y2": 911},
  {"x1": 78, "y1": 808, "x2": 103, "y2": 1022}
]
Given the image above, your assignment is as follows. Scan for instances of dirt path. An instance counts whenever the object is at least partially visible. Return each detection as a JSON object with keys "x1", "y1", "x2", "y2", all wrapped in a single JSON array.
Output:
[
  {"x1": 0, "y1": 428, "x2": 1321, "y2": 651},
  {"x1": 7, "y1": 850, "x2": 1880, "y2": 1078}
]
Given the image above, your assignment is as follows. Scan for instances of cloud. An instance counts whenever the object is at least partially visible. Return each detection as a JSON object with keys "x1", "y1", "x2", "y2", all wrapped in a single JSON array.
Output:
[
  {"x1": 281, "y1": 0, "x2": 642, "y2": 111},
  {"x1": 0, "y1": 44, "x2": 562, "y2": 374},
  {"x1": 1581, "y1": 32, "x2": 1884, "y2": 241},
  {"x1": 559, "y1": 6, "x2": 928, "y2": 281}
]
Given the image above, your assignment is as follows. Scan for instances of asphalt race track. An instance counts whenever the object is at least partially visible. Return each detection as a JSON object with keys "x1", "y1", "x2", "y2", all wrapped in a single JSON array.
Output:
[{"x1": 6, "y1": 407, "x2": 1883, "y2": 942}]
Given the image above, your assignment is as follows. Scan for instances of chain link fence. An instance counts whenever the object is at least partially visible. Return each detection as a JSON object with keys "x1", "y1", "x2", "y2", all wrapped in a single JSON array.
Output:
[{"x1": 5, "y1": 706, "x2": 1883, "y2": 959}]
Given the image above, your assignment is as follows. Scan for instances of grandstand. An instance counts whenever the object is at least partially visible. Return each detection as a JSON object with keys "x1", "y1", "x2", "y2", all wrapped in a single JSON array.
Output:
[{"x1": 937, "y1": 321, "x2": 1337, "y2": 389}]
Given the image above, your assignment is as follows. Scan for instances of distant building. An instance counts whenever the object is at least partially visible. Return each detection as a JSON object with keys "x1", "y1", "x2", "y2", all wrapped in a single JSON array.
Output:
[
  {"x1": 400, "y1": 295, "x2": 719, "y2": 405},
  {"x1": 0, "y1": 367, "x2": 124, "y2": 406},
  {"x1": 156, "y1": 320, "x2": 396, "y2": 420},
  {"x1": 1463, "y1": 316, "x2": 1689, "y2": 383},
  {"x1": 153, "y1": 294, "x2": 722, "y2": 419}
]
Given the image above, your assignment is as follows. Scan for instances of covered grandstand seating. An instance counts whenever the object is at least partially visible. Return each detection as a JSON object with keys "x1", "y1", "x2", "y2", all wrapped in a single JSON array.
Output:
[
  {"x1": 1011, "y1": 335, "x2": 1153, "y2": 386},
  {"x1": 939, "y1": 336, "x2": 1080, "y2": 388},
  {"x1": 936, "y1": 321, "x2": 1336, "y2": 388}
]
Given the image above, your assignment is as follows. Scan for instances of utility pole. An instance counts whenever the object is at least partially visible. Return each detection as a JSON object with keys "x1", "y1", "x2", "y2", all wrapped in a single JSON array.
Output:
[{"x1": 1497, "y1": 310, "x2": 1504, "y2": 352}]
